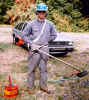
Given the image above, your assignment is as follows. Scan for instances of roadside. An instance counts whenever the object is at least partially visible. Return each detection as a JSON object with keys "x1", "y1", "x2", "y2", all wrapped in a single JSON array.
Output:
[{"x1": 62, "y1": 32, "x2": 89, "y2": 53}]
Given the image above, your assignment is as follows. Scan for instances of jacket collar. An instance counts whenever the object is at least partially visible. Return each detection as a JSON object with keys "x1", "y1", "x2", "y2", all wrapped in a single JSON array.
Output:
[{"x1": 37, "y1": 18, "x2": 46, "y2": 23}]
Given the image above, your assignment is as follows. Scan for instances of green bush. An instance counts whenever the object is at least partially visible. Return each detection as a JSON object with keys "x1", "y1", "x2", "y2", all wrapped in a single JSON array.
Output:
[
  {"x1": 44, "y1": 0, "x2": 89, "y2": 32},
  {"x1": 1, "y1": 0, "x2": 89, "y2": 32},
  {"x1": 0, "y1": 0, "x2": 15, "y2": 24},
  {"x1": 71, "y1": 10, "x2": 82, "y2": 18}
]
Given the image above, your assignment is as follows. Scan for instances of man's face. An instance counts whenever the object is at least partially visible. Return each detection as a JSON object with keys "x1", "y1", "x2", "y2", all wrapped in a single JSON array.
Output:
[{"x1": 37, "y1": 11, "x2": 46, "y2": 20}]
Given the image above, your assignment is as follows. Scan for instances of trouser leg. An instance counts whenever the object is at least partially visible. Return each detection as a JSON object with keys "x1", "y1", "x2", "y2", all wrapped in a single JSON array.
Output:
[
  {"x1": 39, "y1": 46, "x2": 49, "y2": 89},
  {"x1": 39, "y1": 58, "x2": 48, "y2": 89},
  {"x1": 27, "y1": 51, "x2": 40, "y2": 89}
]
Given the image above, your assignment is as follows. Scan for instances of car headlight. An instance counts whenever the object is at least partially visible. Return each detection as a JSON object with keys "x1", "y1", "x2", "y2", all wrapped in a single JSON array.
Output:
[{"x1": 68, "y1": 42, "x2": 73, "y2": 45}]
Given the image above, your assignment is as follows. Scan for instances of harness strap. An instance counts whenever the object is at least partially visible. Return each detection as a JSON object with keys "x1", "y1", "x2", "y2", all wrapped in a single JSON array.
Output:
[{"x1": 33, "y1": 19, "x2": 47, "y2": 43}]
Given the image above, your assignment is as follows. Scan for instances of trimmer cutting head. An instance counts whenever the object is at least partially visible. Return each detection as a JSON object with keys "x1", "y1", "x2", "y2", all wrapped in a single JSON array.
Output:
[
  {"x1": 72, "y1": 69, "x2": 88, "y2": 78},
  {"x1": 76, "y1": 71, "x2": 88, "y2": 78}
]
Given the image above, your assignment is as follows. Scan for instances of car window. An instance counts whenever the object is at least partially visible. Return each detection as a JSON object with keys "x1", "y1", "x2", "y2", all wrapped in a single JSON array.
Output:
[
  {"x1": 15, "y1": 24, "x2": 20, "y2": 29},
  {"x1": 22, "y1": 23, "x2": 27, "y2": 31},
  {"x1": 17, "y1": 23, "x2": 24, "y2": 31},
  {"x1": 15, "y1": 23, "x2": 24, "y2": 31},
  {"x1": 15, "y1": 22, "x2": 28, "y2": 32}
]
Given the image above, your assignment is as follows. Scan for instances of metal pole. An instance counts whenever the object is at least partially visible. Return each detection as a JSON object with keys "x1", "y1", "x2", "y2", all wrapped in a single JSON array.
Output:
[{"x1": 38, "y1": 49, "x2": 82, "y2": 72}]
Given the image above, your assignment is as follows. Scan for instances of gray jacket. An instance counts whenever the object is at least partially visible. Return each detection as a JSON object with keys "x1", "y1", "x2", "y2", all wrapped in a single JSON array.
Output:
[{"x1": 22, "y1": 19, "x2": 57, "y2": 45}]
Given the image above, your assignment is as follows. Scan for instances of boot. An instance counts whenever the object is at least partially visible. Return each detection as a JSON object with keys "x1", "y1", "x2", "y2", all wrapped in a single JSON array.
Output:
[{"x1": 40, "y1": 88, "x2": 51, "y2": 94}]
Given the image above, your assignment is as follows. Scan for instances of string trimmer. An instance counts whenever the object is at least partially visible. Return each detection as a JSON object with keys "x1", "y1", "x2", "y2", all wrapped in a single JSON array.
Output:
[{"x1": 37, "y1": 48, "x2": 88, "y2": 78}]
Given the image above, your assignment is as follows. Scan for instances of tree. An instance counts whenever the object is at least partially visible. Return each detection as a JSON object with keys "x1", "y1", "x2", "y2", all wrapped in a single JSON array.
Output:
[
  {"x1": 80, "y1": 0, "x2": 89, "y2": 15},
  {"x1": 44, "y1": 0, "x2": 89, "y2": 32}
]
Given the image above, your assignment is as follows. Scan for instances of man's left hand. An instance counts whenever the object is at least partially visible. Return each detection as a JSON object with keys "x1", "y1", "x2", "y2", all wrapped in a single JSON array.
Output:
[{"x1": 31, "y1": 44, "x2": 41, "y2": 51}]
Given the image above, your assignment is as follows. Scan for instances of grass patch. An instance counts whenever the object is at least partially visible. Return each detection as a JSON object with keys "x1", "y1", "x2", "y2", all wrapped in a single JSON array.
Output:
[
  {"x1": 0, "y1": 43, "x2": 23, "y2": 52},
  {"x1": 0, "y1": 43, "x2": 12, "y2": 51},
  {"x1": 12, "y1": 60, "x2": 28, "y2": 73},
  {"x1": 82, "y1": 51, "x2": 89, "y2": 54},
  {"x1": 0, "y1": 74, "x2": 7, "y2": 82},
  {"x1": 0, "y1": 43, "x2": 20, "y2": 52}
]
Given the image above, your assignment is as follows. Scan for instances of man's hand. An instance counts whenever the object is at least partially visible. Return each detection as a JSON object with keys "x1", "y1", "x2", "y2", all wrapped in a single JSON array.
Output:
[{"x1": 31, "y1": 44, "x2": 41, "y2": 51}]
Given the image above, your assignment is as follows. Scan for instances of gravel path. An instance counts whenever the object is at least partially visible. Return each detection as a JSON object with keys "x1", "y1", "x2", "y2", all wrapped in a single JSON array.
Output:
[{"x1": 0, "y1": 27, "x2": 12, "y2": 43}]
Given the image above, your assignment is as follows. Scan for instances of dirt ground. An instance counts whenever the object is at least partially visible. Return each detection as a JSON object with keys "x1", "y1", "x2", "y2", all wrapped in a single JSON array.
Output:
[{"x1": 0, "y1": 26, "x2": 89, "y2": 100}]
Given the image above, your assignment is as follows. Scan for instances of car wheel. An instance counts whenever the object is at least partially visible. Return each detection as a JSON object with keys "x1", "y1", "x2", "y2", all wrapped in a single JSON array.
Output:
[
  {"x1": 13, "y1": 35, "x2": 19, "y2": 45},
  {"x1": 13, "y1": 35, "x2": 16, "y2": 44}
]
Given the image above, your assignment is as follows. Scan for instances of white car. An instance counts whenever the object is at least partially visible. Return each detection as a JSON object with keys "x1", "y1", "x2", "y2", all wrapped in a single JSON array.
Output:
[
  {"x1": 12, "y1": 22, "x2": 74, "y2": 56},
  {"x1": 49, "y1": 32, "x2": 74, "y2": 55}
]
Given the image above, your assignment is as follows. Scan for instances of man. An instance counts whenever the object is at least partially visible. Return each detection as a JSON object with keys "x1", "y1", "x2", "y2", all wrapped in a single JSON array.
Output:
[{"x1": 22, "y1": 3, "x2": 57, "y2": 94}]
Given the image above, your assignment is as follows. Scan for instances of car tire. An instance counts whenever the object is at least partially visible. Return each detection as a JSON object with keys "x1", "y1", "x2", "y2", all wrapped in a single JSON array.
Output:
[
  {"x1": 13, "y1": 35, "x2": 19, "y2": 45},
  {"x1": 13, "y1": 35, "x2": 16, "y2": 44},
  {"x1": 53, "y1": 52, "x2": 68, "y2": 57}
]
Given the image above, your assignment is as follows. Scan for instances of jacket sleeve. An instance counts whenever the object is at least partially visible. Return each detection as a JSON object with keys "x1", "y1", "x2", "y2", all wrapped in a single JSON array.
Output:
[
  {"x1": 49, "y1": 23, "x2": 57, "y2": 42},
  {"x1": 21, "y1": 23, "x2": 32, "y2": 45}
]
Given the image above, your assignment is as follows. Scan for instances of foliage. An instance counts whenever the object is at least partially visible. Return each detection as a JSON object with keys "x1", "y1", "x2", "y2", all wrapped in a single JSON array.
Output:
[
  {"x1": 0, "y1": 0, "x2": 15, "y2": 24},
  {"x1": 52, "y1": 12, "x2": 71, "y2": 32},
  {"x1": 5, "y1": 0, "x2": 36, "y2": 25},
  {"x1": 44, "y1": 0, "x2": 89, "y2": 32},
  {"x1": 1, "y1": 0, "x2": 89, "y2": 32}
]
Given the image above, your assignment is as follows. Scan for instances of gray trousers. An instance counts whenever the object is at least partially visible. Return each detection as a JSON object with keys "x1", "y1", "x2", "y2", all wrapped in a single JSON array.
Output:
[{"x1": 27, "y1": 47, "x2": 49, "y2": 89}]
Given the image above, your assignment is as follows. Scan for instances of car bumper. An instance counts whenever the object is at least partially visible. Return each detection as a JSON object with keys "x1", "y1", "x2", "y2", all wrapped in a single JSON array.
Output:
[
  {"x1": 23, "y1": 44, "x2": 74, "y2": 54},
  {"x1": 49, "y1": 46, "x2": 74, "y2": 54}
]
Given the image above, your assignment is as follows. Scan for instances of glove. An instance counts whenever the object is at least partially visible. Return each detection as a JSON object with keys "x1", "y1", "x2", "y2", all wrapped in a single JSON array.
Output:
[{"x1": 31, "y1": 44, "x2": 41, "y2": 51}]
